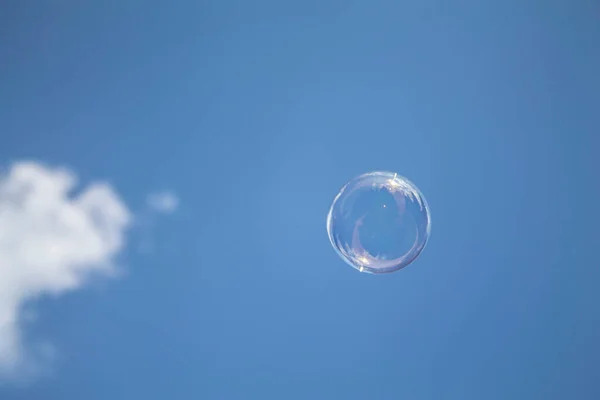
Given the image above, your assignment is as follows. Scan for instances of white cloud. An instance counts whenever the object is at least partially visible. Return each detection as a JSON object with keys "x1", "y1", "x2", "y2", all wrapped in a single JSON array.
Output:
[
  {"x1": 0, "y1": 161, "x2": 131, "y2": 380},
  {"x1": 146, "y1": 191, "x2": 179, "y2": 214}
]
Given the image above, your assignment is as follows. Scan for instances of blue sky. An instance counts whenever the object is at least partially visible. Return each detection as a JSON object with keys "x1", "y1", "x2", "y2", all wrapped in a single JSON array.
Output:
[{"x1": 1, "y1": 1, "x2": 599, "y2": 399}]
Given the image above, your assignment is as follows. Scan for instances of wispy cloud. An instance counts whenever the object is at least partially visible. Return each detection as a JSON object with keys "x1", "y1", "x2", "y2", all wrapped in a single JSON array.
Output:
[
  {"x1": 146, "y1": 191, "x2": 179, "y2": 214},
  {"x1": 0, "y1": 161, "x2": 131, "y2": 380}
]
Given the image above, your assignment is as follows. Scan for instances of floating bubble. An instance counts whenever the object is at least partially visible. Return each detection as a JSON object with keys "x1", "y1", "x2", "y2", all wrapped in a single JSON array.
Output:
[{"x1": 327, "y1": 171, "x2": 431, "y2": 274}]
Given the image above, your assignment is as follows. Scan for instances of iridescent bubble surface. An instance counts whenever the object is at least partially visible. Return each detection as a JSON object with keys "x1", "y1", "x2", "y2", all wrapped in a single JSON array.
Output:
[{"x1": 327, "y1": 171, "x2": 431, "y2": 274}]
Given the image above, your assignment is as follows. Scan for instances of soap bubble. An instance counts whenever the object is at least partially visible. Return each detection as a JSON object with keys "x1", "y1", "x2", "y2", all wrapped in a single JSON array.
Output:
[{"x1": 327, "y1": 171, "x2": 431, "y2": 274}]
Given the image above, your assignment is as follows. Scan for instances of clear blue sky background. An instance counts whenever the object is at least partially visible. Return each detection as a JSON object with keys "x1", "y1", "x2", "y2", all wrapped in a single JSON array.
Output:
[{"x1": 1, "y1": 1, "x2": 599, "y2": 399}]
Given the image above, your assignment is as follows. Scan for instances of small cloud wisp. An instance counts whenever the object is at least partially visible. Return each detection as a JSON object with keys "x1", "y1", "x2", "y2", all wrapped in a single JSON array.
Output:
[{"x1": 146, "y1": 191, "x2": 179, "y2": 214}]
